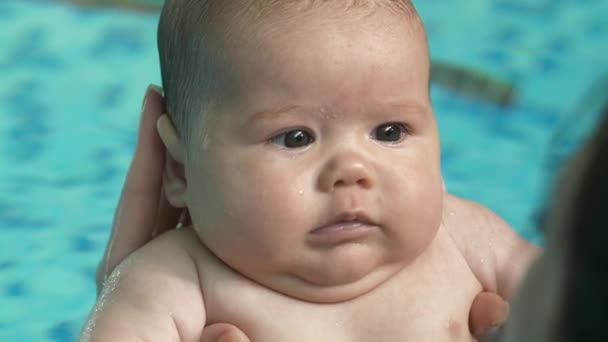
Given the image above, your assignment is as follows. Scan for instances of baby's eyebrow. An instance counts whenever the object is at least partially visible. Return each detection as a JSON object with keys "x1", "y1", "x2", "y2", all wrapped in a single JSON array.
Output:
[
  {"x1": 246, "y1": 104, "x2": 312, "y2": 123},
  {"x1": 379, "y1": 101, "x2": 430, "y2": 117},
  {"x1": 246, "y1": 101, "x2": 430, "y2": 124}
]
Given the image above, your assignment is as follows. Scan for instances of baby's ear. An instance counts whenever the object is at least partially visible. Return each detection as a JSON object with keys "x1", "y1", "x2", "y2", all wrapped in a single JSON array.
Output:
[{"x1": 157, "y1": 114, "x2": 187, "y2": 208}]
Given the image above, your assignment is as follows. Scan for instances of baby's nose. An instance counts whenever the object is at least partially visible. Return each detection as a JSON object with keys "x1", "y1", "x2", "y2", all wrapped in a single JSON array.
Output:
[{"x1": 318, "y1": 153, "x2": 374, "y2": 192}]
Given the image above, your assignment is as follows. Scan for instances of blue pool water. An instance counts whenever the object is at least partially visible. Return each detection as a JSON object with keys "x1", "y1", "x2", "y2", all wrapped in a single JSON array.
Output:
[{"x1": 0, "y1": 0, "x2": 607, "y2": 340}]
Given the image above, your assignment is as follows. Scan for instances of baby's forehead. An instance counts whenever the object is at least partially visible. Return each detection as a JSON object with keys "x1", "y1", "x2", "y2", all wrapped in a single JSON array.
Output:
[
  {"x1": 159, "y1": 0, "x2": 426, "y2": 139},
  {"x1": 219, "y1": 4, "x2": 427, "y2": 66},
  {"x1": 191, "y1": 0, "x2": 422, "y2": 42}
]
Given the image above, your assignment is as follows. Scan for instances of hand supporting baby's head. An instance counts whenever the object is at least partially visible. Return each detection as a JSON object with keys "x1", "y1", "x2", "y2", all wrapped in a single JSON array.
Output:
[{"x1": 156, "y1": 0, "x2": 445, "y2": 303}]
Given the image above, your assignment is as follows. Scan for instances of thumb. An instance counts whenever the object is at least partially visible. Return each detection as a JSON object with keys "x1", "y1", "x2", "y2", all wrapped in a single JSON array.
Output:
[{"x1": 469, "y1": 291, "x2": 510, "y2": 338}]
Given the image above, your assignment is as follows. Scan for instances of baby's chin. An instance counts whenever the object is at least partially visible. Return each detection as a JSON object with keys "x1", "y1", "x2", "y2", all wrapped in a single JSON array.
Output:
[
  {"x1": 260, "y1": 233, "x2": 438, "y2": 303},
  {"x1": 271, "y1": 265, "x2": 403, "y2": 304},
  {"x1": 243, "y1": 247, "x2": 416, "y2": 304},
  {"x1": 192, "y1": 224, "x2": 432, "y2": 303}
]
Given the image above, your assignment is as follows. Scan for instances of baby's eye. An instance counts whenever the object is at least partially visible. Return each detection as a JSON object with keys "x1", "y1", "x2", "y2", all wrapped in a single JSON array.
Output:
[
  {"x1": 373, "y1": 123, "x2": 408, "y2": 142},
  {"x1": 271, "y1": 129, "x2": 314, "y2": 148}
]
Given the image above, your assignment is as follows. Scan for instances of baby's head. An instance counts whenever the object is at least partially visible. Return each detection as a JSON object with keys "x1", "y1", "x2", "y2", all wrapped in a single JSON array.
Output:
[{"x1": 157, "y1": 0, "x2": 444, "y2": 303}]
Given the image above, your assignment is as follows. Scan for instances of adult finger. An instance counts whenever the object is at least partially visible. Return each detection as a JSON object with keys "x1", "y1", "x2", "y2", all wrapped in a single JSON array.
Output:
[
  {"x1": 469, "y1": 291, "x2": 510, "y2": 340},
  {"x1": 96, "y1": 85, "x2": 181, "y2": 291},
  {"x1": 200, "y1": 323, "x2": 251, "y2": 342}
]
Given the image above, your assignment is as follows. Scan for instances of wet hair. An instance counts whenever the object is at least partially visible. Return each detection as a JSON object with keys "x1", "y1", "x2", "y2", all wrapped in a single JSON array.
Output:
[
  {"x1": 157, "y1": 0, "x2": 419, "y2": 145},
  {"x1": 545, "y1": 108, "x2": 608, "y2": 340}
]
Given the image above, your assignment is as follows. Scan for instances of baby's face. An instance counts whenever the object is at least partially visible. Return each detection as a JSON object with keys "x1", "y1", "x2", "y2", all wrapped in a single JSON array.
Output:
[{"x1": 185, "y1": 6, "x2": 443, "y2": 303}]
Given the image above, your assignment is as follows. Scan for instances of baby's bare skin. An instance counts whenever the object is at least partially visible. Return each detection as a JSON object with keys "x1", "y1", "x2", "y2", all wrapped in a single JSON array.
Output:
[
  {"x1": 200, "y1": 226, "x2": 477, "y2": 341},
  {"x1": 83, "y1": 194, "x2": 536, "y2": 342}
]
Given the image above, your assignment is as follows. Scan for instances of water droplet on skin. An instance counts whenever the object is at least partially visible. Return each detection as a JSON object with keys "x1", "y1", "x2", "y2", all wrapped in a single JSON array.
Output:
[{"x1": 319, "y1": 106, "x2": 338, "y2": 119}]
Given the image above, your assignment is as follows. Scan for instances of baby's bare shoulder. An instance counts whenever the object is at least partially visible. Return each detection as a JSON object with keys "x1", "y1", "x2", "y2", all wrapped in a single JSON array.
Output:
[
  {"x1": 124, "y1": 226, "x2": 200, "y2": 267},
  {"x1": 442, "y1": 193, "x2": 540, "y2": 297},
  {"x1": 87, "y1": 228, "x2": 205, "y2": 341},
  {"x1": 442, "y1": 194, "x2": 512, "y2": 241},
  {"x1": 103, "y1": 227, "x2": 202, "y2": 299}
]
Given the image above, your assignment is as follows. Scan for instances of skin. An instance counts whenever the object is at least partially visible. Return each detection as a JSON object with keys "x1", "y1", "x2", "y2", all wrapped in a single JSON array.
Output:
[
  {"x1": 94, "y1": 86, "x2": 510, "y2": 342},
  {"x1": 90, "y1": 6, "x2": 526, "y2": 340},
  {"x1": 165, "y1": 6, "x2": 445, "y2": 304}
]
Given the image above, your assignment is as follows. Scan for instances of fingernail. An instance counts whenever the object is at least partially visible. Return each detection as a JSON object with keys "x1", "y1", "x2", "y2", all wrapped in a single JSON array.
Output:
[
  {"x1": 141, "y1": 84, "x2": 162, "y2": 111},
  {"x1": 149, "y1": 84, "x2": 163, "y2": 96}
]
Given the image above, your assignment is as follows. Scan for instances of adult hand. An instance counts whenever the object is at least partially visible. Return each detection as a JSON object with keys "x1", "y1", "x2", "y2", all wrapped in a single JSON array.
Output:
[
  {"x1": 95, "y1": 85, "x2": 184, "y2": 293},
  {"x1": 94, "y1": 85, "x2": 250, "y2": 342},
  {"x1": 469, "y1": 291, "x2": 510, "y2": 342}
]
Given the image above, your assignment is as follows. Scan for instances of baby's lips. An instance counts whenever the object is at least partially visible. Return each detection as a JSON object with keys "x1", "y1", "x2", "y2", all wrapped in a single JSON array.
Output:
[{"x1": 323, "y1": 210, "x2": 375, "y2": 228}]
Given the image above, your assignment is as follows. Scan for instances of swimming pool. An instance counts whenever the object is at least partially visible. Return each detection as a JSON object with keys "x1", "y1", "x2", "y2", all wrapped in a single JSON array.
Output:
[{"x1": 0, "y1": 0, "x2": 606, "y2": 340}]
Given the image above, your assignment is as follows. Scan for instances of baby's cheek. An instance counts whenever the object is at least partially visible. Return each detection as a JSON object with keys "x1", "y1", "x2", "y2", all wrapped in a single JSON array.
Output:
[
  {"x1": 229, "y1": 175, "x2": 306, "y2": 225},
  {"x1": 386, "y1": 176, "x2": 442, "y2": 254}
]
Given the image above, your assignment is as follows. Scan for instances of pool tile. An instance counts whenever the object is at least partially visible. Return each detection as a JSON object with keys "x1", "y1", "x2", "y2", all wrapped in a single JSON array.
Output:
[
  {"x1": 47, "y1": 321, "x2": 78, "y2": 342},
  {"x1": 482, "y1": 49, "x2": 508, "y2": 65},
  {"x1": 536, "y1": 55, "x2": 561, "y2": 73},
  {"x1": 89, "y1": 26, "x2": 146, "y2": 57},
  {"x1": 98, "y1": 83, "x2": 126, "y2": 109},
  {"x1": 546, "y1": 36, "x2": 570, "y2": 55},
  {"x1": 494, "y1": 26, "x2": 523, "y2": 44},
  {"x1": 4, "y1": 281, "x2": 28, "y2": 297},
  {"x1": 71, "y1": 236, "x2": 97, "y2": 253},
  {"x1": 0, "y1": 260, "x2": 17, "y2": 271}
]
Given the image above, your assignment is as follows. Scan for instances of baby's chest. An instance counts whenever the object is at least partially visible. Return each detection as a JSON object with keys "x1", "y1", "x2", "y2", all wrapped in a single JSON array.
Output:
[{"x1": 203, "y1": 267, "x2": 480, "y2": 342}]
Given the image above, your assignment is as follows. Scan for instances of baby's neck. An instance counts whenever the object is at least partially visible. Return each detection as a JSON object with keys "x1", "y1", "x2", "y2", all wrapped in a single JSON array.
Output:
[{"x1": 192, "y1": 223, "x2": 442, "y2": 304}]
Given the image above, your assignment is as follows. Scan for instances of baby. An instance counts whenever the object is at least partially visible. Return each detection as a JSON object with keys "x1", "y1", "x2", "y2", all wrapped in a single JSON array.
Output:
[{"x1": 81, "y1": 1, "x2": 539, "y2": 341}]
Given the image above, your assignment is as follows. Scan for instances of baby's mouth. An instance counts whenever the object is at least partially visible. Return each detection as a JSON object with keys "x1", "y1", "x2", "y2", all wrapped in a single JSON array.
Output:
[
  {"x1": 310, "y1": 220, "x2": 368, "y2": 234},
  {"x1": 308, "y1": 212, "x2": 378, "y2": 245}
]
